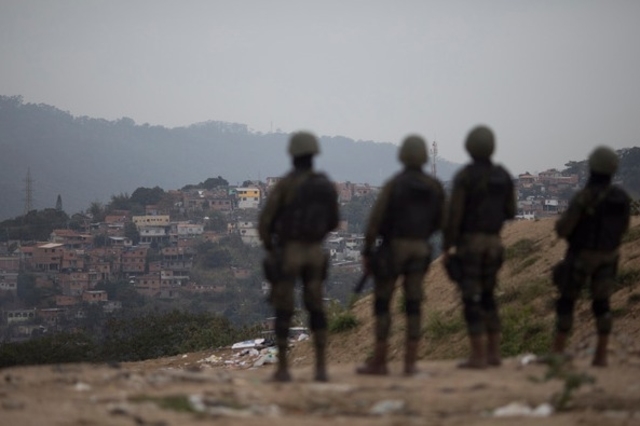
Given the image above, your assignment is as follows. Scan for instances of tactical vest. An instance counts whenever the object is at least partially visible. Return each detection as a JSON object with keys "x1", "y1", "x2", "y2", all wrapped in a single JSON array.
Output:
[
  {"x1": 460, "y1": 163, "x2": 512, "y2": 234},
  {"x1": 568, "y1": 185, "x2": 630, "y2": 251},
  {"x1": 275, "y1": 171, "x2": 338, "y2": 243},
  {"x1": 380, "y1": 170, "x2": 442, "y2": 239}
]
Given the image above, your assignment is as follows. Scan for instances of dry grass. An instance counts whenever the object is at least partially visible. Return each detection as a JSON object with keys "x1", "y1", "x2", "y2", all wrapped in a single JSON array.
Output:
[{"x1": 290, "y1": 216, "x2": 640, "y2": 366}]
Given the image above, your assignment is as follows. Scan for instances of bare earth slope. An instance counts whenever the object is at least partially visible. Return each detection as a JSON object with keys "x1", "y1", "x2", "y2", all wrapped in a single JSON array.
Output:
[{"x1": 1, "y1": 218, "x2": 639, "y2": 425}]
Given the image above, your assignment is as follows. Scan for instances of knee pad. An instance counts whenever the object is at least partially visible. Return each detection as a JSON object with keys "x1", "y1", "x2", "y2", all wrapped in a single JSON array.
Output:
[
  {"x1": 405, "y1": 299, "x2": 420, "y2": 316},
  {"x1": 275, "y1": 309, "x2": 293, "y2": 339},
  {"x1": 375, "y1": 298, "x2": 390, "y2": 316},
  {"x1": 480, "y1": 291, "x2": 496, "y2": 312},
  {"x1": 309, "y1": 310, "x2": 327, "y2": 331}
]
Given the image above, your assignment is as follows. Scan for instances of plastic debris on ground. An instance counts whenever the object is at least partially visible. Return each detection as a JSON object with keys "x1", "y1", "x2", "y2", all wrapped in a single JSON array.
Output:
[{"x1": 492, "y1": 402, "x2": 554, "y2": 417}]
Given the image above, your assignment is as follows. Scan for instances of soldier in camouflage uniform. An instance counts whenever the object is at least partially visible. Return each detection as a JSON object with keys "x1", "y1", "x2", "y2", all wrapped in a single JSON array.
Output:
[
  {"x1": 443, "y1": 125, "x2": 516, "y2": 369},
  {"x1": 552, "y1": 146, "x2": 631, "y2": 367},
  {"x1": 356, "y1": 135, "x2": 445, "y2": 376},
  {"x1": 258, "y1": 131, "x2": 339, "y2": 382}
]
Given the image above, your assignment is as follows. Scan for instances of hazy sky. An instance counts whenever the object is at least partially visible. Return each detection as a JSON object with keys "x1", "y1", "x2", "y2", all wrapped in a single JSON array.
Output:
[{"x1": 2, "y1": 0, "x2": 639, "y2": 174}]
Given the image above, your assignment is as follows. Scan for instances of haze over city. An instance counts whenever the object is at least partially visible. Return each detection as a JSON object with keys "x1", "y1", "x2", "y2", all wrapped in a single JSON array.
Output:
[{"x1": 1, "y1": 0, "x2": 639, "y2": 174}]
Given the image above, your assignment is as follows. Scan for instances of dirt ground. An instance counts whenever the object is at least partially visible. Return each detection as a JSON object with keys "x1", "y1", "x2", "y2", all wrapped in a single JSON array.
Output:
[
  {"x1": 1, "y1": 349, "x2": 640, "y2": 426},
  {"x1": 2, "y1": 217, "x2": 640, "y2": 425}
]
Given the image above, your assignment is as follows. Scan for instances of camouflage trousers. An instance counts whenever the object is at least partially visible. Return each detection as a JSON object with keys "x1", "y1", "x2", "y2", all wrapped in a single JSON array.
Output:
[
  {"x1": 373, "y1": 239, "x2": 431, "y2": 342},
  {"x1": 270, "y1": 241, "x2": 328, "y2": 343},
  {"x1": 456, "y1": 233, "x2": 504, "y2": 336},
  {"x1": 554, "y1": 249, "x2": 618, "y2": 334}
]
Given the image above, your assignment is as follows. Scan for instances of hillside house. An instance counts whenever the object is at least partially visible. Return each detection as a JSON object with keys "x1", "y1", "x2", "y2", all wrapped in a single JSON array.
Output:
[
  {"x1": 138, "y1": 226, "x2": 169, "y2": 245},
  {"x1": 236, "y1": 221, "x2": 260, "y2": 246},
  {"x1": 208, "y1": 197, "x2": 234, "y2": 212},
  {"x1": 122, "y1": 247, "x2": 148, "y2": 275},
  {"x1": 133, "y1": 215, "x2": 170, "y2": 227},
  {"x1": 38, "y1": 308, "x2": 65, "y2": 326},
  {"x1": 3, "y1": 308, "x2": 36, "y2": 324},
  {"x1": 50, "y1": 229, "x2": 92, "y2": 249},
  {"x1": 60, "y1": 248, "x2": 86, "y2": 271},
  {"x1": 0, "y1": 272, "x2": 18, "y2": 295},
  {"x1": 175, "y1": 222, "x2": 204, "y2": 236},
  {"x1": 59, "y1": 272, "x2": 91, "y2": 296},
  {"x1": 0, "y1": 256, "x2": 20, "y2": 272},
  {"x1": 235, "y1": 187, "x2": 261, "y2": 209},
  {"x1": 161, "y1": 247, "x2": 194, "y2": 273},
  {"x1": 31, "y1": 243, "x2": 64, "y2": 272},
  {"x1": 134, "y1": 273, "x2": 162, "y2": 297},
  {"x1": 82, "y1": 290, "x2": 108, "y2": 304}
]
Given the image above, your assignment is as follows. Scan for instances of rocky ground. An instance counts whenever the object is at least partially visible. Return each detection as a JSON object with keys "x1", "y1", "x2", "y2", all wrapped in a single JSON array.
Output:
[
  {"x1": 1, "y1": 346, "x2": 640, "y2": 426},
  {"x1": 2, "y1": 217, "x2": 640, "y2": 425}
]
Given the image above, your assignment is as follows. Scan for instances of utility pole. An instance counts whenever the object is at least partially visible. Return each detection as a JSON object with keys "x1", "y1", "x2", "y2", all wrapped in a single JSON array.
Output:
[
  {"x1": 23, "y1": 168, "x2": 34, "y2": 214},
  {"x1": 430, "y1": 140, "x2": 438, "y2": 177}
]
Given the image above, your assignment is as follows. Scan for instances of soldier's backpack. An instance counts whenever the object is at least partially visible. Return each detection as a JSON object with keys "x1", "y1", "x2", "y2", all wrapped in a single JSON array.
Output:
[{"x1": 277, "y1": 172, "x2": 338, "y2": 243}]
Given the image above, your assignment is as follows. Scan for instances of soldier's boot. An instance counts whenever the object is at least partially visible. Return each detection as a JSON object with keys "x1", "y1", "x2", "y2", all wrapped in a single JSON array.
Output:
[
  {"x1": 592, "y1": 334, "x2": 609, "y2": 367},
  {"x1": 551, "y1": 332, "x2": 568, "y2": 355},
  {"x1": 356, "y1": 341, "x2": 389, "y2": 375},
  {"x1": 314, "y1": 330, "x2": 328, "y2": 382},
  {"x1": 272, "y1": 343, "x2": 292, "y2": 382},
  {"x1": 458, "y1": 335, "x2": 487, "y2": 369},
  {"x1": 403, "y1": 340, "x2": 420, "y2": 376},
  {"x1": 486, "y1": 333, "x2": 502, "y2": 367}
]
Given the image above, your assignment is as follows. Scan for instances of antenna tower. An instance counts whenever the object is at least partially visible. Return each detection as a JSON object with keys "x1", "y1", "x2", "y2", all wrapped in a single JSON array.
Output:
[
  {"x1": 24, "y1": 168, "x2": 34, "y2": 214},
  {"x1": 431, "y1": 140, "x2": 438, "y2": 177}
]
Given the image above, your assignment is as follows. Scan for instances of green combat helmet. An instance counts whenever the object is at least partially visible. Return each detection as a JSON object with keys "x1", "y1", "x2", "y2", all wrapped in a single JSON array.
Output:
[
  {"x1": 399, "y1": 135, "x2": 428, "y2": 167},
  {"x1": 588, "y1": 146, "x2": 618, "y2": 176},
  {"x1": 465, "y1": 125, "x2": 495, "y2": 160},
  {"x1": 288, "y1": 131, "x2": 320, "y2": 158}
]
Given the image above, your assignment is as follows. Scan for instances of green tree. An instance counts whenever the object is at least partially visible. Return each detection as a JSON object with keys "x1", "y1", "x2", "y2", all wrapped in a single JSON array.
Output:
[
  {"x1": 107, "y1": 193, "x2": 131, "y2": 212},
  {"x1": 17, "y1": 273, "x2": 39, "y2": 306},
  {"x1": 340, "y1": 193, "x2": 377, "y2": 233},
  {"x1": 130, "y1": 186, "x2": 166, "y2": 206},
  {"x1": 204, "y1": 211, "x2": 228, "y2": 232},
  {"x1": 124, "y1": 222, "x2": 140, "y2": 245},
  {"x1": 202, "y1": 176, "x2": 229, "y2": 189}
]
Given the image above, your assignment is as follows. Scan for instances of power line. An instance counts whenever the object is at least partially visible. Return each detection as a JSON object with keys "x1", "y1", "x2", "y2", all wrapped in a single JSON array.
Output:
[{"x1": 23, "y1": 168, "x2": 34, "y2": 214}]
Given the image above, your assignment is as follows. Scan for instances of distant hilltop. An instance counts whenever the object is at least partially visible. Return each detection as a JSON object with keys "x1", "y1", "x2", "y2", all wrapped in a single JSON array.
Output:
[{"x1": 0, "y1": 95, "x2": 459, "y2": 220}]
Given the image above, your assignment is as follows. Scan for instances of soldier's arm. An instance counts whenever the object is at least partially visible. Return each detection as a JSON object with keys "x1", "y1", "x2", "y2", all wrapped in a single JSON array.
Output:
[
  {"x1": 555, "y1": 191, "x2": 587, "y2": 239},
  {"x1": 363, "y1": 182, "x2": 392, "y2": 254},
  {"x1": 442, "y1": 173, "x2": 466, "y2": 251},
  {"x1": 258, "y1": 181, "x2": 285, "y2": 249}
]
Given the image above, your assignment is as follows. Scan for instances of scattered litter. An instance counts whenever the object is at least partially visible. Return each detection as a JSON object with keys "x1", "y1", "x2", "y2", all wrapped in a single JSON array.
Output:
[
  {"x1": 369, "y1": 400, "x2": 406, "y2": 416},
  {"x1": 519, "y1": 353, "x2": 538, "y2": 366},
  {"x1": 188, "y1": 394, "x2": 281, "y2": 417},
  {"x1": 297, "y1": 333, "x2": 309, "y2": 341},
  {"x1": 199, "y1": 355, "x2": 223, "y2": 364},
  {"x1": 74, "y1": 382, "x2": 92, "y2": 392},
  {"x1": 493, "y1": 402, "x2": 554, "y2": 417},
  {"x1": 231, "y1": 338, "x2": 266, "y2": 350}
]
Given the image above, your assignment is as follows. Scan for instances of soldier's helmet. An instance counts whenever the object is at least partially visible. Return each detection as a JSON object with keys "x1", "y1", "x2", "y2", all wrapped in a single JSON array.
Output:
[
  {"x1": 399, "y1": 135, "x2": 428, "y2": 167},
  {"x1": 588, "y1": 146, "x2": 618, "y2": 175},
  {"x1": 465, "y1": 125, "x2": 495, "y2": 160},
  {"x1": 288, "y1": 131, "x2": 320, "y2": 158}
]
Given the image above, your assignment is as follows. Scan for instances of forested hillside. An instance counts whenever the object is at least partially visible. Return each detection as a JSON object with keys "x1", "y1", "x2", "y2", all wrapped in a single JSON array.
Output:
[{"x1": 0, "y1": 96, "x2": 459, "y2": 220}]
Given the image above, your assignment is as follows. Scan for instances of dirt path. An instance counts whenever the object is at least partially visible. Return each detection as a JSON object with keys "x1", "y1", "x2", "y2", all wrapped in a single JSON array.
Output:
[{"x1": 1, "y1": 349, "x2": 639, "y2": 426}]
